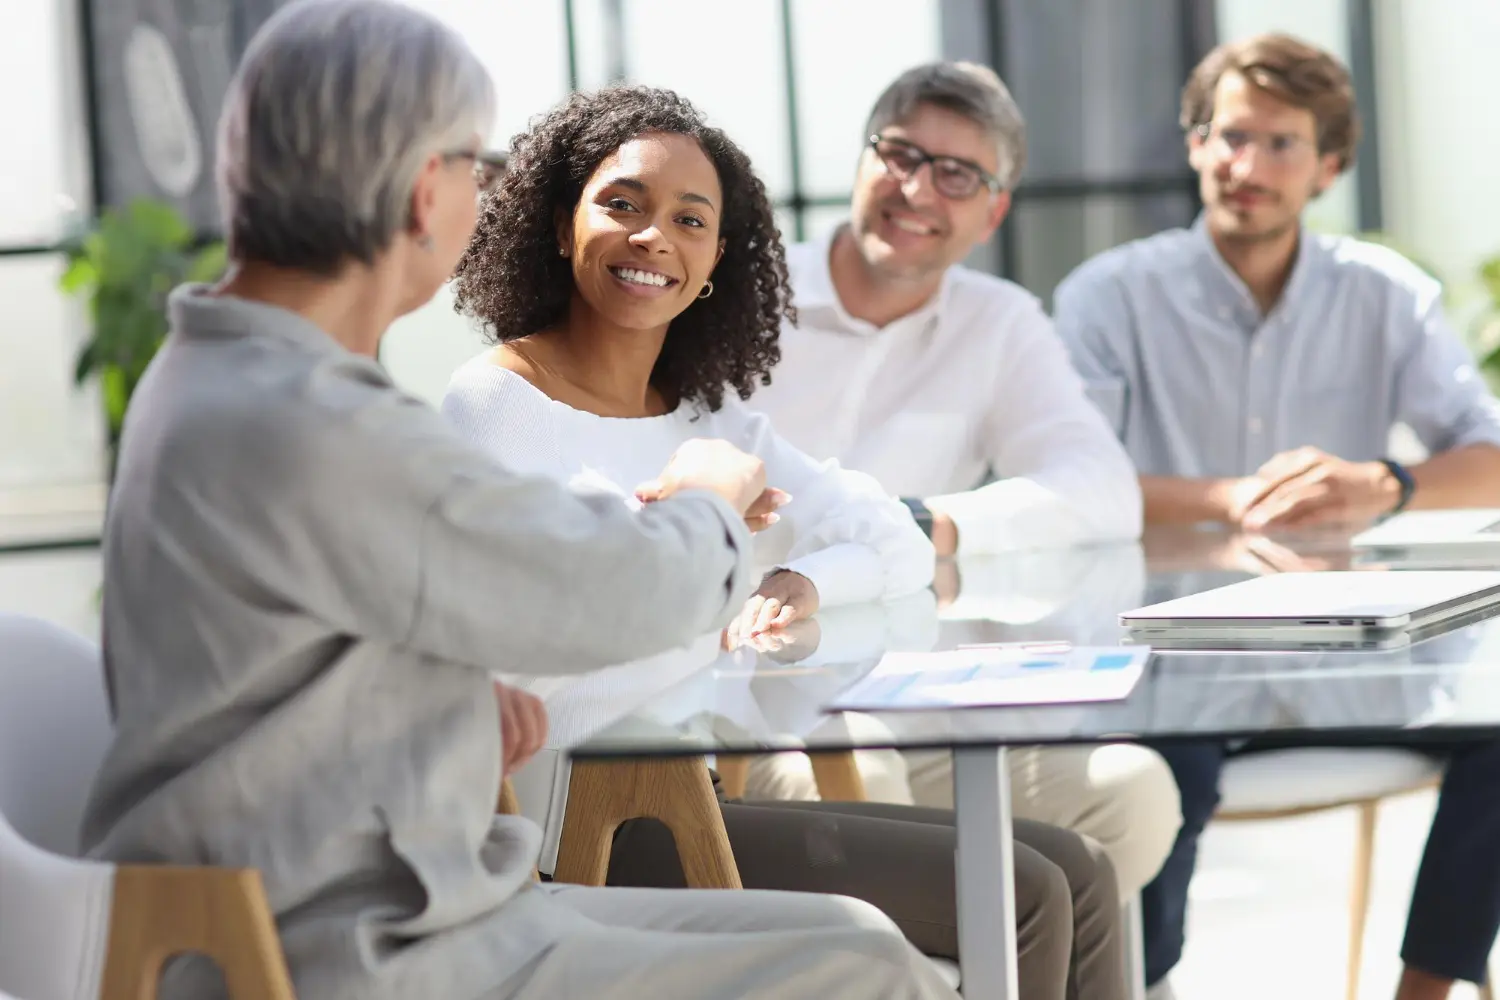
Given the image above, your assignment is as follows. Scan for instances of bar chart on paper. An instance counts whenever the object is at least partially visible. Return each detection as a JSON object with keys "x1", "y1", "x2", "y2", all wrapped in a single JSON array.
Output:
[{"x1": 822, "y1": 643, "x2": 1149, "y2": 713}]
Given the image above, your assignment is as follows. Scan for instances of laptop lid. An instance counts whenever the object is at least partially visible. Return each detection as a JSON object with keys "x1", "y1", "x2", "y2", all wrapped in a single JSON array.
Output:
[
  {"x1": 1352, "y1": 509, "x2": 1500, "y2": 552},
  {"x1": 1119, "y1": 571, "x2": 1500, "y2": 631}
]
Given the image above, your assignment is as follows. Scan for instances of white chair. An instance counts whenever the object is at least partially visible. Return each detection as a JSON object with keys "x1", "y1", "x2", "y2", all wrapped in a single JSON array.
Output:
[
  {"x1": 1216, "y1": 747, "x2": 1494, "y2": 1000},
  {"x1": 0, "y1": 612, "x2": 295, "y2": 1000}
]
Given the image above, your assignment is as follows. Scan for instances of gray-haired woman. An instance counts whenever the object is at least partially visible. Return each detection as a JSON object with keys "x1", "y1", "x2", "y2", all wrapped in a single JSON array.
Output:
[{"x1": 78, "y1": 2, "x2": 959, "y2": 999}]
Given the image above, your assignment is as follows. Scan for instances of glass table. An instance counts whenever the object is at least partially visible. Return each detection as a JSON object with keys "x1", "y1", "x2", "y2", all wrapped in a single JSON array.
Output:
[{"x1": 527, "y1": 528, "x2": 1500, "y2": 999}]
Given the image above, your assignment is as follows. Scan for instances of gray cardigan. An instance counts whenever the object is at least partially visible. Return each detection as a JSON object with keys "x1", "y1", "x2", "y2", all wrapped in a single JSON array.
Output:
[{"x1": 81, "y1": 285, "x2": 756, "y2": 1000}]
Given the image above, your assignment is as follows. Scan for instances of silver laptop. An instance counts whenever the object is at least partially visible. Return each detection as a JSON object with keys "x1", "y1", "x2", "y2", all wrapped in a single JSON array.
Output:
[
  {"x1": 1351, "y1": 509, "x2": 1500, "y2": 568},
  {"x1": 1119, "y1": 570, "x2": 1500, "y2": 642}
]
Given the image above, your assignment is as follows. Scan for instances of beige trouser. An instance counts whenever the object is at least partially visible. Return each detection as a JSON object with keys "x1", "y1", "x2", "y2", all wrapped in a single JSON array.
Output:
[
  {"x1": 746, "y1": 721, "x2": 1182, "y2": 897},
  {"x1": 496, "y1": 883, "x2": 960, "y2": 999}
]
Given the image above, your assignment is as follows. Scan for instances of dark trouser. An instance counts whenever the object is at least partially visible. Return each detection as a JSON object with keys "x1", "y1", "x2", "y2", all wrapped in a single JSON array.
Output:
[
  {"x1": 607, "y1": 799, "x2": 1127, "y2": 1000},
  {"x1": 1143, "y1": 739, "x2": 1500, "y2": 986}
]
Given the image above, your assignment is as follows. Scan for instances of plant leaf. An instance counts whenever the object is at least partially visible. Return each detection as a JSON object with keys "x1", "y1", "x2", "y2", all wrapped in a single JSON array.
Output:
[
  {"x1": 58, "y1": 256, "x2": 98, "y2": 296},
  {"x1": 101, "y1": 365, "x2": 129, "y2": 437},
  {"x1": 125, "y1": 198, "x2": 193, "y2": 248},
  {"x1": 73, "y1": 341, "x2": 97, "y2": 384},
  {"x1": 1481, "y1": 257, "x2": 1500, "y2": 304},
  {"x1": 187, "y1": 242, "x2": 228, "y2": 283}
]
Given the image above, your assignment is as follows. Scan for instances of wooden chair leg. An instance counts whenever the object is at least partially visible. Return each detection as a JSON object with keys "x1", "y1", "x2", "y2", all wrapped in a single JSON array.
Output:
[
  {"x1": 553, "y1": 757, "x2": 741, "y2": 889},
  {"x1": 1481, "y1": 973, "x2": 1495, "y2": 1000},
  {"x1": 1346, "y1": 799, "x2": 1379, "y2": 1000},
  {"x1": 497, "y1": 777, "x2": 522, "y2": 816},
  {"x1": 101, "y1": 865, "x2": 295, "y2": 1000},
  {"x1": 496, "y1": 778, "x2": 539, "y2": 881},
  {"x1": 716, "y1": 755, "x2": 750, "y2": 799},
  {"x1": 810, "y1": 751, "x2": 867, "y2": 802}
]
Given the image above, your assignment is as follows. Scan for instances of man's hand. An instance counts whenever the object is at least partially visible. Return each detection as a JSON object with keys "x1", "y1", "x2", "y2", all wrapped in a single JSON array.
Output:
[
  {"x1": 933, "y1": 558, "x2": 962, "y2": 609},
  {"x1": 728, "y1": 570, "x2": 821, "y2": 640},
  {"x1": 636, "y1": 438, "x2": 767, "y2": 515},
  {"x1": 494, "y1": 682, "x2": 548, "y2": 777},
  {"x1": 930, "y1": 511, "x2": 959, "y2": 558},
  {"x1": 1235, "y1": 447, "x2": 1400, "y2": 531},
  {"x1": 723, "y1": 617, "x2": 823, "y2": 659}
]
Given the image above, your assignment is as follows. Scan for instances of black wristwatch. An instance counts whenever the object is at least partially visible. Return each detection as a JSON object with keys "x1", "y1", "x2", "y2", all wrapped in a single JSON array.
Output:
[
  {"x1": 1379, "y1": 458, "x2": 1416, "y2": 515},
  {"x1": 900, "y1": 497, "x2": 935, "y2": 539}
]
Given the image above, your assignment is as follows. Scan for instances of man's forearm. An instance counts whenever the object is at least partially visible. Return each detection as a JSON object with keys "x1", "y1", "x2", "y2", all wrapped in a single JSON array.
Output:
[
  {"x1": 1410, "y1": 444, "x2": 1500, "y2": 509},
  {"x1": 1141, "y1": 475, "x2": 1238, "y2": 526}
]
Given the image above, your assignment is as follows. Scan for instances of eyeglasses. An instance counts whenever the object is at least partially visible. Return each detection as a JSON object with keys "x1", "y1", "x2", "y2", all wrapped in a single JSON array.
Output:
[
  {"x1": 1193, "y1": 124, "x2": 1314, "y2": 166},
  {"x1": 868, "y1": 135, "x2": 1002, "y2": 200},
  {"x1": 441, "y1": 148, "x2": 509, "y2": 192}
]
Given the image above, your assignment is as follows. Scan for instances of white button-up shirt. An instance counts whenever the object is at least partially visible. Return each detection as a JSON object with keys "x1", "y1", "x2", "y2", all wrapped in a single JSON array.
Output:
[{"x1": 750, "y1": 229, "x2": 1143, "y2": 554}]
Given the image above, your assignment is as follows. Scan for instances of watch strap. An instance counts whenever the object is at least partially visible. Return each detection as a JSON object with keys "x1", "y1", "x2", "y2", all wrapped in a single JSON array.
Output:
[
  {"x1": 899, "y1": 497, "x2": 935, "y2": 539},
  {"x1": 1380, "y1": 458, "x2": 1416, "y2": 514}
]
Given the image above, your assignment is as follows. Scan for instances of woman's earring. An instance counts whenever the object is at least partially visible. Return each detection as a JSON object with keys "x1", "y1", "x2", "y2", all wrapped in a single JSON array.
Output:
[
  {"x1": 417, "y1": 234, "x2": 434, "y2": 251},
  {"x1": 697, "y1": 280, "x2": 714, "y2": 300},
  {"x1": 559, "y1": 247, "x2": 568, "y2": 258}
]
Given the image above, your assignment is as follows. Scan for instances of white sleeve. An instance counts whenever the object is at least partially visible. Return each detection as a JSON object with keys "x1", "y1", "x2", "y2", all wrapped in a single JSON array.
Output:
[
  {"x1": 723, "y1": 398, "x2": 935, "y2": 607},
  {"x1": 924, "y1": 302, "x2": 1142, "y2": 553}
]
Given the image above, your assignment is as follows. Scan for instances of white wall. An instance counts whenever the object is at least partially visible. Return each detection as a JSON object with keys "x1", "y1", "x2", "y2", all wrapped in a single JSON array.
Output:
[
  {"x1": 0, "y1": 0, "x2": 105, "y2": 515},
  {"x1": 1373, "y1": 0, "x2": 1500, "y2": 301}
]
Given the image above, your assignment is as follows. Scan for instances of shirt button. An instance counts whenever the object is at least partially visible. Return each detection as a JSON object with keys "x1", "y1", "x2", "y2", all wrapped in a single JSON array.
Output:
[
  {"x1": 1218, "y1": 306, "x2": 1231, "y2": 320},
  {"x1": 1251, "y1": 343, "x2": 1264, "y2": 359},
  {"x1": 1248, "y1": 417, "x2": 1264, "y2": 433}
]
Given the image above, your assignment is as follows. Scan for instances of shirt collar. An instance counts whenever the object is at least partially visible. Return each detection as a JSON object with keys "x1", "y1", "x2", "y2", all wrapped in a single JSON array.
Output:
[
  {"x1": 802, "y1": 223, "x2": 952, "y2": 337},
  {"x1": 1189, "y1": 213, "x2": 1327, "y2": 321},
  {"x1": 169, "y1": 282, "x2": 360, "y2": 360}
]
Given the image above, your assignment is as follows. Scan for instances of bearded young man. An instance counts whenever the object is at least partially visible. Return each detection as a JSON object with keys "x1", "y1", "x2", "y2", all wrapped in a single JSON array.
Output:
[{"x1": 1058, "y1": 33, "x2": 1500, "y2": 1000}]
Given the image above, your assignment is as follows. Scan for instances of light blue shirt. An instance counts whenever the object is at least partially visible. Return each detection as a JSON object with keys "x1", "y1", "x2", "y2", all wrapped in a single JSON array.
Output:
[{"x1": 1055, "y1": 218, "x2": 1500, "y2": 478}]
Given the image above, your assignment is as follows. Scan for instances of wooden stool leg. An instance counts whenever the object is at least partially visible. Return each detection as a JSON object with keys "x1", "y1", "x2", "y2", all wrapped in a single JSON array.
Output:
[
  {"x1": 497, "y1": 777, "x2": 522, "y2": 816},
  {"x1": 496, "y1": 778, "x2": 539, "y2": 881},
  {"x1": 716, "y1": 755, "x2": 751, "y2": 799},
  {"x1": 810, "y1": 751, "x2": 867, "y2": 802},
  {"x1": 1346, "y1": 800, "x2": 1379, "y2": 1000},
  {"x1": 554, "y1": 757, "x2": 741, "y2": 889},
  {"x1": 102, "y1": 866, "x2": 295, "y2": 1000}
]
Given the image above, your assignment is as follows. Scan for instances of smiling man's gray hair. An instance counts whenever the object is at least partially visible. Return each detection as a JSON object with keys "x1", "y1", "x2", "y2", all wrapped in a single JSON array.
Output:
[
  {"x1": 217, "y1": 0, "x2": 494, "y2": 274},
  {"x1": 865, "y1": 61, "x2": 1027, "y2": 190}
]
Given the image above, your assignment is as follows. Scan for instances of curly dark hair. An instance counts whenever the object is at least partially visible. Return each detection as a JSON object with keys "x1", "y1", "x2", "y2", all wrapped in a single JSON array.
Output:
[{"x1": 452, "y1": 86, "x2": 794, "y2": 412}]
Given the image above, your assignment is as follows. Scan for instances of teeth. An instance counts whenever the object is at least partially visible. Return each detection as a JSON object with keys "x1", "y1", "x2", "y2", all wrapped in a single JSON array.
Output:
[
  {"x1": 891, "y1": 216, "x2": 936, "y2": 235},
  {"x1": 613, "y1": 267, "x2": 672, "y2": 287}
]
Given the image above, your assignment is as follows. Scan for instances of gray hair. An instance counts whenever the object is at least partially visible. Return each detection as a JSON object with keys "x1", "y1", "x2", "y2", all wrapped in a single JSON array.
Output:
[
  {"x1": 864, "y1": 61, "x2": 1027, "y2": 190},
  {"x1": 216, "y1": 0, "x2": 495, "y2": 273}
]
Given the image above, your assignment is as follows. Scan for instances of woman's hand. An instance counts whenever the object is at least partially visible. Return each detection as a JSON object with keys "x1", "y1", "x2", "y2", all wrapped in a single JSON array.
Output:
[
  {"x1": 494, "y1": 682, "x2": 548, "y2": 777},
  {"x1": 742, "y1": 487, "x2": 791, "y2": 532},
  {"x1": 729, "y1": 570, "x2": 820, "y2": 639}
]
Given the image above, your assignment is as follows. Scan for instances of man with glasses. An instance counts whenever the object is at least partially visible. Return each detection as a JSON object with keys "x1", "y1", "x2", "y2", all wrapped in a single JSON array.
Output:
[
  {"x1": 747, "y1": 60, "x2": 1181, "y2": 914},
  {"x1": 1057, "y1": 34, "x2": 1500, "y2": 1000}
]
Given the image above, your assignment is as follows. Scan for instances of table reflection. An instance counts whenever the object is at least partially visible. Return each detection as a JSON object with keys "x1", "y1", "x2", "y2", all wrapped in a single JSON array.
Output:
[{"x1": 554, "y1": 530, "x2": 1500, "y2": 759}]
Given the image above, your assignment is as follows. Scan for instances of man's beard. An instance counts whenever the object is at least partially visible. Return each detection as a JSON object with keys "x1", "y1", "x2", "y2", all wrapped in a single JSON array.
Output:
[
  {"x1": 1215, "y1": 210, "x2": 1298, "y2": 246},
  {"x1": 1212, "y1": 180, "x2": 1320, "y2": 246}
]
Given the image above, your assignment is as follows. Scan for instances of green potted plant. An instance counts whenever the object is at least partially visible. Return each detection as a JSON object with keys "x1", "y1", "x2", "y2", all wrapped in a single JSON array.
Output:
[
  {"x1": 1474, "y1": 254, "x2": 1500, "y2": 392},
  {"x1": 58, "y1": 198, "x2": 227, "y2": 472}
]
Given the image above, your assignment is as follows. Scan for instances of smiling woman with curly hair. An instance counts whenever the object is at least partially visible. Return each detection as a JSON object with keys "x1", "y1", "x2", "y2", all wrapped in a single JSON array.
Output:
[{"x1": 453, "y1": 85, "x2": 789, "y2": 411}]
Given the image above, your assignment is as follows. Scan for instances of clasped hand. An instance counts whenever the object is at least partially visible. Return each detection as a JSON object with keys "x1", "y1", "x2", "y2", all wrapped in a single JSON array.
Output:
[{"x1": 1225, "y1": 446, "x2": 1399, "y2": 531}]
